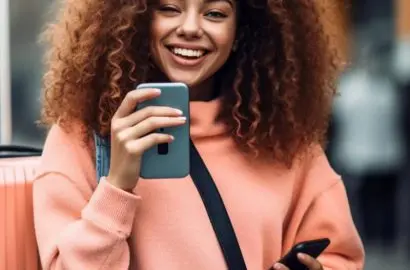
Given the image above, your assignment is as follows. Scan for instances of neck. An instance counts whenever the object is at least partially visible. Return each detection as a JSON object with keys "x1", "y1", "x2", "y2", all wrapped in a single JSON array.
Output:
[{"x1": 189, "y1": 77, "x2": 217, "y2": 101}]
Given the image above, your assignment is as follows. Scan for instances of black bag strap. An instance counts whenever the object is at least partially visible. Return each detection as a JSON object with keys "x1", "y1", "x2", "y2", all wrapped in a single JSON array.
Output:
[
  {"x1": 189, "y1": 140, "x2": 247, "y2": 270},
  {"x1": 0, "y1": 145, "x2": 42, "y2": 158}
]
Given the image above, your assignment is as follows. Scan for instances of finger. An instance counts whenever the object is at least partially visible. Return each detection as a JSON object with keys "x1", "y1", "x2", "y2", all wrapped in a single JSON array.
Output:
[
  {"x1": 126, "y1": 133, "x2": 175, "y2": 154},
  {"x1": 298, "y1": 253, "x2": 322, "y2": 270},
  {"x1": 272, "y1": 263, "x2": 290, "y2": 270},
  {"x1": 118, "y1": 116, "x2": 187, "y2": 141},
  {"x1": 114, "y1": 88, "x2": 161, "y2": 119},
  {"x1": 115, "y1": 106, "x2": 183, "y2": 131}
]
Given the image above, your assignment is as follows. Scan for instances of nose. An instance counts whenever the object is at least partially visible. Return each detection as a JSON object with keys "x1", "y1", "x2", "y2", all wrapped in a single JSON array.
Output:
[{"x1": 176, "y1": 11, "x2": 203, "y2": 39}]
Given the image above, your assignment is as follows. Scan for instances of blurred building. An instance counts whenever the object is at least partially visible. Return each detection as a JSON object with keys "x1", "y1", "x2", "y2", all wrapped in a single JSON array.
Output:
[{"x1": 8, "y1": 0, "x2": 49, "y2": 147}]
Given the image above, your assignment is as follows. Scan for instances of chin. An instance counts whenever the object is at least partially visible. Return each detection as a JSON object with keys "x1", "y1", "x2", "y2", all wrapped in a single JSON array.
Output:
[{"x1": 166, "y1": 73, "x2": 206, "y2": 88}]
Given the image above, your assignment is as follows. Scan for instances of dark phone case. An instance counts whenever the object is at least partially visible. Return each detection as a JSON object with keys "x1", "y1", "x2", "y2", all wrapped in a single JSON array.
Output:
[{"x1": 278, "y1": 238, "x2": 330, "y2": 270}]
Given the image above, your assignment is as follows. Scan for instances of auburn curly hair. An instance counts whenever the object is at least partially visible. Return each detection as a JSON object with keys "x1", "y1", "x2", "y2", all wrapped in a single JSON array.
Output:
[{"x1": 40, "y1": 0, "x2": 340, "y2": 166}]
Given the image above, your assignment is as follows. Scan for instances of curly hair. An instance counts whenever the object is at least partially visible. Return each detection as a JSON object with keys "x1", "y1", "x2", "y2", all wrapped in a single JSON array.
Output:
[{"x1": 41, "y1": 0, "x2": 340, "y2": 166}]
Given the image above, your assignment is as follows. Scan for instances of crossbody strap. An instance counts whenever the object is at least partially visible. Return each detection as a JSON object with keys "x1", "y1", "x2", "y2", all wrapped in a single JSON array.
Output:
[
  {"x1": 189, "y1": 139, "x2": 247, "y2": 270},
  {"x1": 94, "y1": 133, "x2": 246, "y2": 269}
]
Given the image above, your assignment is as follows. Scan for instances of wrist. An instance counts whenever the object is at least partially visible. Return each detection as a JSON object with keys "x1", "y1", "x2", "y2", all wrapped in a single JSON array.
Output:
[{"x1": 105, "y1": 176, "x2": 135, "y2": 193}]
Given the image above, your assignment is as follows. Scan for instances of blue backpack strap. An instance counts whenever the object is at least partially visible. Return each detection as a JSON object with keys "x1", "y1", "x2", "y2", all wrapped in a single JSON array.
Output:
[{"x1": 93, "y1": 132, "x2": 111, "y2": 183}]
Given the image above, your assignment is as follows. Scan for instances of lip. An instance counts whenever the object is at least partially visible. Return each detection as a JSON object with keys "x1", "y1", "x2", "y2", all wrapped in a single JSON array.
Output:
[
  {"x1": 166, "y1": 43, "x2": 211, "y2": 51},
  {"x1": 165, "y1": 45, "x2": 209, "y2": 67}
]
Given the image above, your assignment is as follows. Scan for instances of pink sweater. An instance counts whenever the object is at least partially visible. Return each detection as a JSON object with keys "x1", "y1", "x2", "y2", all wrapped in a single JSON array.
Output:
[{"x1": 33, "y1": 99, "x2": 364, "y2": 270}]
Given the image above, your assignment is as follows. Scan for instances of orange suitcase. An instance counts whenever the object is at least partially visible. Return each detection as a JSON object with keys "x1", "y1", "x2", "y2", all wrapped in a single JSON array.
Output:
[{"x1": 0, "y1": 146, "x2": 42, "y2": 270}]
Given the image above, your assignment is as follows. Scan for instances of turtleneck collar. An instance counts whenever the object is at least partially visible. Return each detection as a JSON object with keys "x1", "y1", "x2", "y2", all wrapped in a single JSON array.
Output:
[{"x1": 189, "y1": 98, "x2": 228, "y2": 140}]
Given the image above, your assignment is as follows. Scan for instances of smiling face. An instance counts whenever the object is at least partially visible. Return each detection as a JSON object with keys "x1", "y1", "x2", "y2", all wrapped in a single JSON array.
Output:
[{"x1": 150, "y1": 0, "x2": 237, "y2": 94}]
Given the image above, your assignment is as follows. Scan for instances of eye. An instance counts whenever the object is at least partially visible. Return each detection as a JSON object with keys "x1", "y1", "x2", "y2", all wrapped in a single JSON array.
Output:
[
  {"x1": 204, "y1": 10, "x2": 227, "y2": 19},
  {"x1": 157, "y1": 5, "x2": 180, "y2": 15}
]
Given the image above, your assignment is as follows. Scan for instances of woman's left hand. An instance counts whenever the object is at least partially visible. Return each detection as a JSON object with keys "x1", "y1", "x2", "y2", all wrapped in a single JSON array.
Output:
[{"x1": 273, "y1": 253, "x2": 323, "y2": 270}]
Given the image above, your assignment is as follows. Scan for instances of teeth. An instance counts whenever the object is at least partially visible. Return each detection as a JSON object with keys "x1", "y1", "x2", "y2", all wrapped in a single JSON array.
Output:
[{"x1": 171, "y1": 47, "x2": 205, "y2": 58}]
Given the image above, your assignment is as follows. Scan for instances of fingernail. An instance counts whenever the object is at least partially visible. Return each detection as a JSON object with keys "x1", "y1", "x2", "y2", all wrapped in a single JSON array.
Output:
[
  {"x1": 178, "y1": 116, "x2": 187, "y2": 121},
  {"x1": 153, "y1": 88, "x2": 161, "y2": 93},
  {"x1": 169, "y1": 135, "x2": 174, "y2": 140},
  {"x1": 273, "y1": 263, "x2": 283, "y2": 270},
  {"x1": 175, "y1": 109, "x2": 183, "y2": 115},
  {"x1": 297, "y1": 253, "x2": 305, "y2": 260}
]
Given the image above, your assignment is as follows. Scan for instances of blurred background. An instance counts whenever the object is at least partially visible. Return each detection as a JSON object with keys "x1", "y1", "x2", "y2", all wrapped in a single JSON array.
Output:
[{"x1": 1, "y1": 0, "x2": 409, "y2": 269}]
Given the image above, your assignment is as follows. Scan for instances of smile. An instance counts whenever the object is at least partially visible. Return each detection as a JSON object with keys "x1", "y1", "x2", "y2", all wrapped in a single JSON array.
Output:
[
  {"x1": 167, "y1": 46, "x2": 208, "y2": 59},
  {"x1": 165, "y1": 45, "x2": 210, "y2": 67}
]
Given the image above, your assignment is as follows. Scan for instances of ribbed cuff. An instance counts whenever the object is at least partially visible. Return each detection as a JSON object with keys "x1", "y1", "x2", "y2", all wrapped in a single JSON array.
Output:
[{"x1": 82, "y1": 178, "x2": 141, "y2": 237}]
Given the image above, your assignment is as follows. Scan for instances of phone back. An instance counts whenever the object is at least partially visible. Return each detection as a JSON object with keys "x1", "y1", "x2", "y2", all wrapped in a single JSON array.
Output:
[
  {"x1": 278, "y1": 238, "x2": 330, "y2": 270},
  {"x1": 136, "y1": 82, "x2": 190, "y2": 179}
]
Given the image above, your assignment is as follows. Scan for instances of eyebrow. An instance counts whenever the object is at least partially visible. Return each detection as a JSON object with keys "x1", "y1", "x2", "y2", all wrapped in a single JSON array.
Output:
[{"x1": 205, "y1": 0, "x2": 234, "y2": 8}]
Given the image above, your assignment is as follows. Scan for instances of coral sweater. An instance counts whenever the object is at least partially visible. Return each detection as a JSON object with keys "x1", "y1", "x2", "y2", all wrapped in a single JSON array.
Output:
[{"x1": 33, "y1": 99, "x2": 364, "y2": 270}]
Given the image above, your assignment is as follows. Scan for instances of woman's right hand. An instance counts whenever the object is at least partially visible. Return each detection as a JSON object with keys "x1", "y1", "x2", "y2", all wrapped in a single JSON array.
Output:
[{"x1": 106, "y1": 88, "x2": 186, "y2": 191}]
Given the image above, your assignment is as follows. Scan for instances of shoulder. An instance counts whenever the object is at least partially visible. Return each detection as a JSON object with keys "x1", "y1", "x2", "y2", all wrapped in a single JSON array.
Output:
[
  {"x1": 291, "y1": 144, "x2": 341, "y2": 201},
  {"x1": 37, "y1": 121, "x2": 96, "y2": 186}
]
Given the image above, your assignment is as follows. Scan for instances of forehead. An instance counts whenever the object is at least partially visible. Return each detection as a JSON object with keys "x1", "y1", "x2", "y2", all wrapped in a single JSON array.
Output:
[
  {"x1": 159, "y1": 0, "x2": 235, "y2": 6},
  {"x1": 204, "y1": 0, "x2": 234, "y2": 5}
]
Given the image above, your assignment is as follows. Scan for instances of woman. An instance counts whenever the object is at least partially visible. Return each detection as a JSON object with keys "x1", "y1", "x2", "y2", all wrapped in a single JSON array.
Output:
[{"x1": 34, "y1": 0, "x2": 365, "y2": 269}]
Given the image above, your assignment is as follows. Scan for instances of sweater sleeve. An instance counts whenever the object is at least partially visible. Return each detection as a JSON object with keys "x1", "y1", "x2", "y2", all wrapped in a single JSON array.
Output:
[
  {"x1": 294, "y1": 180, "x2": 365, "y2": 270},
  {"x1": 33, "y1": 124, "x2": 140, "y2": 270}
]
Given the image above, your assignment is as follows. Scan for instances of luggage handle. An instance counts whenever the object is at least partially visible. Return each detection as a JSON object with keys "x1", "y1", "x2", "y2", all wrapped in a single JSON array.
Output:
[{"x1": 0, "y1": 145, "x2": 42, "y2": 157}]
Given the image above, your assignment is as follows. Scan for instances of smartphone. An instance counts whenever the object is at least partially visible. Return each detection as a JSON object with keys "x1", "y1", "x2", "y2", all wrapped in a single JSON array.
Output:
[
  {"x1": 277, "y1": 238, "x2": 330, "y2": 270},
  {"x1": 136, "y1": 82, "x2": 190, "y2": 179}
]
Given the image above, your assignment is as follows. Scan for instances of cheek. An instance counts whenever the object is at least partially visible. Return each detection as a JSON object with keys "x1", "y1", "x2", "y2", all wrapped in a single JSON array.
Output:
[
  {"x1": 149, "y1": 21, "x2": 165, "y2": 64},
  {"x1": 150, "y1": 21, "x2": 160, "y2": 47},
  {"x1": 212, "y1": 26, "x2": 236, "y2": 55},
  {"x1": 150, "y1": 17, "x2": 170, "y2": 47}
]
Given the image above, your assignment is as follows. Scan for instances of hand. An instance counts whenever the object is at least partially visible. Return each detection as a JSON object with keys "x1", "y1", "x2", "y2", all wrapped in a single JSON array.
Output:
[
  {"x1": 273, "y1": 253, "x2": 324, "y2": 270},
  {"x1": 106, "y1": 88, "x2": 186, "y2": 190}
]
